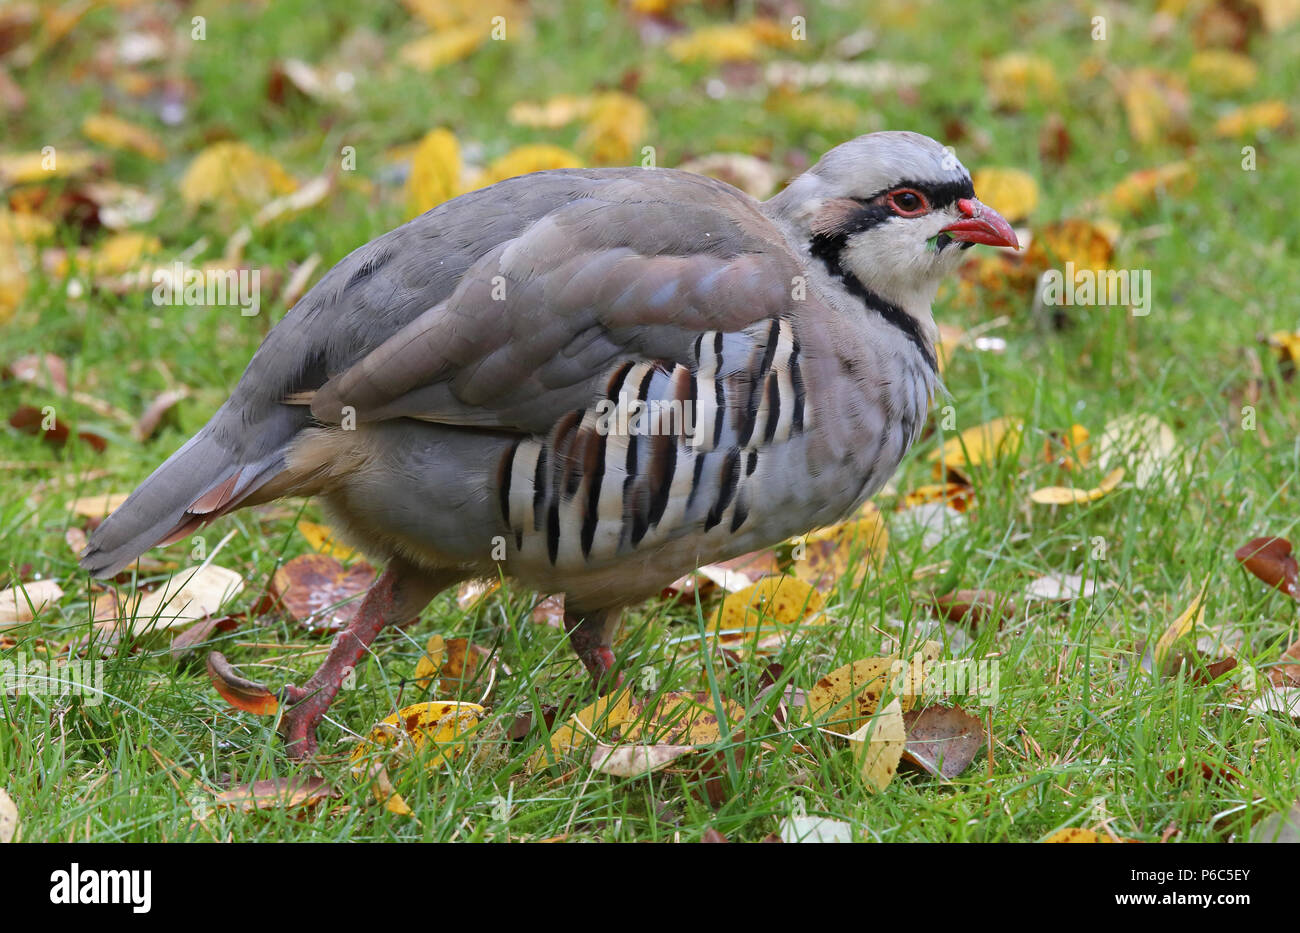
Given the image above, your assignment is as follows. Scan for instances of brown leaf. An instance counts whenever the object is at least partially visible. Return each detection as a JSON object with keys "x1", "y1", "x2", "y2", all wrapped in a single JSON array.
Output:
[
  {"x1": 214, "y1": 776, "x2": 337, "y2": 813},
  {"x1": 5, "y1": 352, "x2": 67, "y2": 393},
  {"x1": 931, "y1": 589, "x2": 1015, "y2": 629},
  {"x1": 1272, "y1": 640, "x2": 1300, "y2": 688},
  {"x1": 131, "y1": 388, "x2": 187, "y2": 442},
  {"x1": 170, "y1": 614, "x2": 239, "y2": 661},
  {"x1": 702, "y1": 827, "x2": 729, "y2": 843},
  {"x1": 206, "y1": 650, "x2": 279, "y2": 716},
  {"x1": 901, "y1": 705, "x2": 984, "y2": 779},
  {"x1": 1235, "y1": 536, "x2": 1299, "y2": 599},
  {"x1": 270, "y1": 553, "x2": 375, "y2": 633}
]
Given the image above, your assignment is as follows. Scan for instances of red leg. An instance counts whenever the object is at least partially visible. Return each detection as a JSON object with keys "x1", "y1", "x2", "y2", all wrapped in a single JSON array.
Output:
[
  {"x1": 279, "y1": 563, "x2": 453, "y2": 760},
  {"x1": 564, "y1": 606, "x2": 624, "y2": 690}
]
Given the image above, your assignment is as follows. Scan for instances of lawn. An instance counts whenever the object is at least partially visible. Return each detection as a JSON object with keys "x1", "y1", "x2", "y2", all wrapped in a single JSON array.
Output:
[{"x1": 1, "y1": 0, "x2": 1298, "y2": 843}]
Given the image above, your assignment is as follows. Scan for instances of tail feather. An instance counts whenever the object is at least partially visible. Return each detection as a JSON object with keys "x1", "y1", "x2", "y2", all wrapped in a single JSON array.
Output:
[{"x1": 78, "y1": 405, "x2": 304, "y2": 578}]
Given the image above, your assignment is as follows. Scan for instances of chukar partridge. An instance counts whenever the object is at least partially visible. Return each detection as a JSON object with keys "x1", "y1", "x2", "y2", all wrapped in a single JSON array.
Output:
[{"x1": 80, "y1": 131, "x2": 1019, "y2": 757}]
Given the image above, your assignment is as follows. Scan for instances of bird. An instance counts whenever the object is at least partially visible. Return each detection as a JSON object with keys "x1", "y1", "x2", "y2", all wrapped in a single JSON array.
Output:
[{"x1": 80, "y1": 131, "x2": 1019, "y2": 758}]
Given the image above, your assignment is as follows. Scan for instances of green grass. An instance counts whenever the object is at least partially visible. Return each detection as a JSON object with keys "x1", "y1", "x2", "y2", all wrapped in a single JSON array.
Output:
[{"x1": 2, "y1": 0, "x2": 1299, "y2": 841}]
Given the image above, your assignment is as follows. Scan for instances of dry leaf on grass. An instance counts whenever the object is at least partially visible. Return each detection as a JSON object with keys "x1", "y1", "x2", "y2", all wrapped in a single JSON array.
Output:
[
  {"x1": 66, "y1": 493, "x2": 129, "y2": 518},
  {"x1": 790, "y1": 504, "x2": 888, "y2": 590},
  {"x1": 777, "y1": 814, "x2": 854, "y2": 843},
  {"x1": 1235, "y1": 536, "x2": 1298, "y2": 599},
  {"x1": 0, "y1": 787, "x2": 17, "y2": 843},
  {"x1": 296, "y1": 520, "x2": 356, "y2": 561},
  {"x1": 901, "y1": 705, "x2": 984, "y2": 779},
  {"x1": 270, "y1": 553, "x2": 374, "y2": 634},
  {"x1": 1029, "y1": 466, "x2": 1125, "y2": 505},
  {"x1": 712, "y1": 575, "x2": 824, "y2": 641},
  {"x1": 214, "y1": 776, "x2": 337, "y2": 813},
  {"x1": 351, "y1": 700, "x2": 485, "y2": 769},
  {"x1": 590, "y1": 742, "x2": 695, "y2": 778},
  {"x1": 1152, "y1": 580, "x2": 1210, "y2": 669},
  {"x1": 129, "y1": 564, "x2": 243, "y2": 635},
  {"x1": 1043, "y1": 827, "x2": 1112, "y2": 843},
  {"x1": 179, "y1": 141, "x2": 296, "y2": 212},
  {"x1": 970, "y1": 167, "x2": 1038, "y2": 221},
  {"x1": 622, "y1": 692, "x2": 745, "y2": 746},
  {"x1": 808, "y1": 642, "x2": 941, "y2": 730},
  {"x1": 131, "y1": 388, "x2": 187, "y2": 442},
  {"x1": 0, "y1": 578, "x2": 62, "y2": 630},
  {"x1": 542, "y1": 689, "x2": 633, "y2": 758},
  {"x1": 849, "y1": 698, "x2": 906, "y2": 792},
  {"x1": 929, "y1": 416, "x2": 1023, "y2": 483},
  {"x1": 931, "y1": 589, "x2": 1015, "y2": 629}
]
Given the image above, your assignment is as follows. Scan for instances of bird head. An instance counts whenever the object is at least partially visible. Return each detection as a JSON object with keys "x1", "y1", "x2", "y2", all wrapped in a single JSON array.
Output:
[{"x1": 767, "y1": 131, "x2": 1019, "y2": 325}]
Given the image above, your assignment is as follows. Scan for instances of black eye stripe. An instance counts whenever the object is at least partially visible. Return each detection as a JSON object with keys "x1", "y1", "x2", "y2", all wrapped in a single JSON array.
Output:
[{"x1": 861, "y1": 177, "x2": 975, "y2": 211}]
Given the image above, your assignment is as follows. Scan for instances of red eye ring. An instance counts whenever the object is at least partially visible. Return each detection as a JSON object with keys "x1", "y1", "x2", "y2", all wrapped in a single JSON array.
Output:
[{"x1": 887, "y1": 188, "x2": 929, "y2": 217}]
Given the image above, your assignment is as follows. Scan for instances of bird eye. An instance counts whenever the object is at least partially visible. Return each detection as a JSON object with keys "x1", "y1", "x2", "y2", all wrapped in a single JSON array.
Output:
[{"x1": 887, "y1": 189, "x2": 928, "y2": 216}]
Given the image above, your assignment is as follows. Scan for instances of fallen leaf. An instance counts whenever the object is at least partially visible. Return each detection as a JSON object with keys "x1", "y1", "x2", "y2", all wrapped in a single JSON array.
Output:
[
  {"x1": 544, "y1": 689, "x2": 633, "y2": 757},
  {"x1": 414, "y1": 633, "x2": 445, "y2": 689},
  {"x1": 790, "y1": 504, "x2": 889, "y2": 590},
  {"x1": 577, "y1": 92, "x2": 649, "y2": 165},
  {"x1": 986, "y1": 53, "x2": 1059, "y2": 110},
  {"x1": 405, "y1": 127, "x2": 461, "y2": 215},
  {"x1": 678, "y1": 153, "x2": 779, "y2": 199},
  {"x1": 1188, "y1": 49, "x2": 1259, "y2": 93},
  {"x1": 398, "y1": 25, "x2": 484, "y2": 72},
  {"x1": 1043, "y1": 827, "x2": 1111, "y2": 843},
  {"x1": 471, "y1": 144, "x2": 583, "y2": 190},
  {"x1": 702, "y1": 827, "x2": 729, "y2": 843},
  {"x1": 1105, "y1": 162, "x2": 1196, "y2": 215},
  {"x1": 712, "y1": 575, "x2": 823, "y2": 643},
  {"x1": 270, "y1": 554, "x2": 375, "y2": 634},
  {"x1": 296, "y1": 520, "x2": 357, "y2": 561},
  {"x1": 777, "y1": 814, "x2": 854, "y2": 843},
  {"x1": 901, "y1": 705, "x2": 984, "y2": 779},
  {"x1": 170, "y1": 614, "x2": 239, "y2": 660},
  {"x1": 902, "y1": 482, "x2": 973, "y2": 512},
  {"x1": 1029, "y1": 466, "x2": 1125, "y2": 505},
  {"x1": 1095, "y1": 414, "x2": 1182, "y2": 489},
  {"x1": 590, "y1": 742, "x2": 695, "y2": 778},
  {"x1": 178, "y1": 141, "x2": 296, "y2": 212},
  {"x1": 5, "y1": 352, "x2": 67, "y2": 393},
  {"x1": 849, "y1": 698, "x2": 906, "y2": 792},
  {"x1": 351, "y1": 700, "x2": 486, "y2": 768},
  {"x1": 129, "y1": 564, "x2": 244, "y2": 634},
  {"x1": 932, "y1": 589, "x2": 1015, "y2": 629},
  {"x1": 971, "y1": 167, "x2": 1038, "y2": 222},
  {"x1": 0, "y1": 787, "x2": 16, "y2": 842},
  {"x1": 1153, "y1": 580, "x2": 1210, "y2": 668},
  {"x1": 0, "y1": 578, "x2": 62, "y2": 630},
  {"x1": 1214, "y1": 99, "x2": 1288, "y2": 137},
  {"x1": 808, "y1": 649, "x2": 934, "y2": 730},
  {"x1": 929, "y1": 415, "x2": 1023, "y2": 483},
  {"x1": 81, "y1": 113, "x2": 165, "y2": 161},
  {"x1": 1235, "y1": 536, "x2": 1298, "y2": 599},
  {"x1": 214, "y1": 776, "x2": 337, "y2": 813},
  {"x1": 1120, "y1": 68, "x2": 1190, "y2": 147},
  {"x1": 0, "y1": 148, "x2": 97, "y2": 187},
  {"x1": 206, "y1": 650, "x2": 279, "y2": 715},
  {"x1": 622, "y1": 691, "x2": 745, "y2": 746},
  {"x1": 1041, "y1": 423, "x2": 1092, "y2": 470},
  {"x1": 131, "y1": 388, "x2": 187, "y2": 442},
  {"x1": 67, "y1": 492, "x2": 129, "y2": 518},
  {"x1": 1024, "y1": 573, "x2": 1099, "y2": 601},
  {"x1": 667, "y1": 20, "x2": 786, "y2": 63}
]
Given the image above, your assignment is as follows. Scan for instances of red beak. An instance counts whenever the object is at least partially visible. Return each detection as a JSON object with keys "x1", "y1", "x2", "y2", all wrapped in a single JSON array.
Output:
[{"x1": 940, "y1": 198, "x2": 1020, "y2": 249}]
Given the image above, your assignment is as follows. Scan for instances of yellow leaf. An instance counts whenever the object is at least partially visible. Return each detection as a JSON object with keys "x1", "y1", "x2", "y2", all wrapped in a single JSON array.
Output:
[
  {"x1": 351, "y1": 700, "x2": 485, "y2": 769},
  {"x1": 902, "y1": 483, "x2": 973, "y2": 512},
  {"x1": 67, "y1": 493, "x2": 130, "y2": 517},
  {"x1": 82, "y1": 113, "x2": 165, "y2": 161},
  {"x1": 0, "y1": 210, "x2": 54, "y2": 245},
  {"x1": 414, "y1": 633, "x2": 445, "y2": 690},
  {"x1": 406, "y1": 128, "x2": 462, "y2": 216},
  {"x1": 971, "y1": 168, "x2": 1038, "y2": 222},
  {"x1": 296, "y1": 520, "x2": 357, "y2": 560},
  {"x1": 398, "y1": 26, "x2": 484, "y2": 72},
  {"x1": 1029, "y1": 466, "x2": 1125, "y2": 505},
  {"x1": 713, "y1": 575, "x2": 824, "y2": 635},
  {"x1": 622, "y1": 692, "x2": 745, "y2": 746},
  {"x1": 0, "y1": 149, "x2": 96, "y2": 187},
  {"x1": 1042, "y1": 423, "x2": 1092, "y2": 470},
  {"x1": 1188, "y1": 50, "x2": 1258, "y2": 94},
  {"x1": 1027, "y1": 219, "x2": 1116, "y2": 273},
  {"x1": 546, "y1": 689, "x2": 633, "y2": 756},
  {"x1": 471, "y1": 144, "x2": 583, "y2": 190},
  {"x1": 1268, "y1": 330, "x2": 1300, "y2": 366},
  {"x1": 667, "y1": 20, "x2": 786, "y2": 63},
  {"x1": 92, "y1": 232, "x2": 161, "y2": 275},
  {"x1": 1154, "y1": 579, "x2": 1210, "y2": 668},
  {"x1": 1121, "y1": 69, "x2": 1188, "y2": 148},
  {"x1": 577, "y1": 92, "x2": 650, "y2": 166},
  {"x1": 1095, "y1": 414, "x2": 1182, "y2": 489},
  {"x1": 1105, "y1": 162, "x2": 1195, "y2": 215},
  {"x1": 848, "y1": 698, "x2": 906, "y2": 792},
  {"x1": 508, "y1": 94, "x2": 594, "y2": 128},
  {"x1": 986, "y1": 53, "x2": 1059, "y2": 110},
  {"x1": 1043, "y1": 827, "x2": 1111, "y2": 843},
  {"x1": 790, "y1": 506, "x2": 888, "y2": 590},
  {"x1": 0, "y1": 244, "x2": 25, "y2": 325},
  {"x1": 179, "y1": 141, "x2": 296, "y2": 211},
  {"x1": 929, "y1": 415, "x2": 1023, "y2": 481},
  {"x1": 1214, "y1": 100, "x2": 1289, "y2": 138}
]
